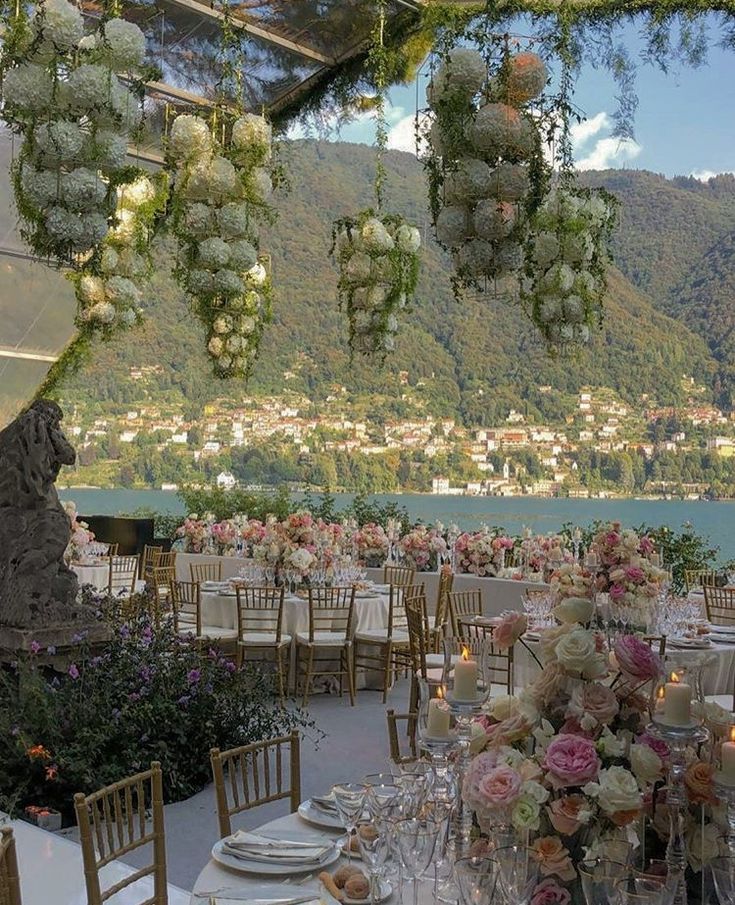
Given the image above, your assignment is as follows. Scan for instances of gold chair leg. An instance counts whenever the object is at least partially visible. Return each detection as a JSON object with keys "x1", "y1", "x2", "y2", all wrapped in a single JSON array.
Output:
[
  {"x1": 382, "y1": 641, "x2": 391, "y2": 704},
  {"x1": 302, "y1": 647, "x2": 314, "y2": 708},
  {"x1": 346, "y1": 645, "x2": 356, "y2": 706}
]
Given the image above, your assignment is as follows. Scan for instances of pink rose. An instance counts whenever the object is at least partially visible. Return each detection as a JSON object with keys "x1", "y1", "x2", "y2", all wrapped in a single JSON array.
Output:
[
  {"x1": 532, "y1": 836, "x2": 576, "y2": 881},
  {"x1": 531, "y1": 878, "x2": 571, "y2": 905},
  {"x1": 567, "y1": 682, "x2": 619, "y2": 727},
  {"x1": 559, "y1": 717, "x2": 595, "y2": 739},
  {"x1": 544, "y1": 734, "x2": 600, "y2": 789},
  {"x1": 626, "y1": 566, "x2": 645, "y2": 583},
  {"x1": 638, "y1": 732, "x2": 670, "y2": 760},
  {"x1": 547, "y1": 795, "x2": 587, "y2": 836},
  {"x1": 493, "y1": 612, "x2": 528, "y2": 650},
  {"x1": 477, "y1": 765, "x2": 523, "y2": 807},
  {"x1": 609, "y1": 583, "x2": 626, "y2": 601},
  {"x1": 486, "y1": 712, "x2": 532, "y2": 746},
  {"x1": 614, "y1": 635, "x2": 662, "y2": 681}
]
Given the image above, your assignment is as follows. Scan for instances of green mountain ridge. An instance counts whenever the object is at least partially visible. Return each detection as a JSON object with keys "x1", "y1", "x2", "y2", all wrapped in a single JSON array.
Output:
[{"x1": 1, "y1": 140, "x2": 734, "y2": 426}]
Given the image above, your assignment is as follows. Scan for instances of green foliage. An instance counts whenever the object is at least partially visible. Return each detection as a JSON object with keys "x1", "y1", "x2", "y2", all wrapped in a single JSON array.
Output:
[
  {"x1": 177, "y1": 484, "x2": 292, "y2": 521},
  {"x1": 0, "y1": 610, "x2": 315, "y2": 818},
  {"x1": 636, "y1": 522, "x2": 719, "y2": 594},
  {"x1": 346, "y1": 492, "x2": 411, "y2": 534}
]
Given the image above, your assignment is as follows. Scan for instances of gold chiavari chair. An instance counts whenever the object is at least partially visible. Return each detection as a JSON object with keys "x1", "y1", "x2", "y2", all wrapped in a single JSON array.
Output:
[
  {"x1": 210, "y1": 732, "x2": 301, "y2": 839},
  {"x1": 404, "y1": 592, "x2": 441, "y2": 713},
  {"x1": 448, "y1": 589, "x2": 483, "y2": 637},
  {"x1": 0, "y1": 826, "x2": 21, "y2": 905},
  {"x1": 236, "y1": 586, "x2": 290, "y2": 699},
  {"x1": 383, "y1": 564, "x2": 417, "y2": 588},
  {"x1": 150, "y1": 566, "x2": 176, "y2": 627},
  {"x1": 431, "y1": 567, "x2": 454, "y2": 652},
  {"x1": 190, "y1": 561, "x2": 223, "y2": 584},
  {"x1": 105, "y1": 543, "x2": 119, "y2": 557},
  {"x1": 74, "y1": 762, "x2": 168, "y2": 905},
  {"x1": 455, "y1": 623, "x2": 515, "y2": 695},
  {"x1": 386, "y1": 709, "x2": 418, "y2": 766},
  {"x1": 171, "y1": 581, "x2": 237, "y2": 648},
  {"x1": 684, "y1": 569, "x2": 718, "y2": 592},
  {"x1": 295, "y1": 587, "x2": 356, "y2": 706},
  {"x1": 141, "y1": 545, "x2": 163, "y2": 583},
  {"x1": 108, "y1": 555, "x2": 139, "y2": 599},
  {"x1": 704, "y1": 586, "x2": 735, "y2": 627},
  {"x1": 353, "y1": 583, "x2": 418, "y2": 703},
  {"x1": 643, "y1": 635, "x2": 667, "y2": 657}
]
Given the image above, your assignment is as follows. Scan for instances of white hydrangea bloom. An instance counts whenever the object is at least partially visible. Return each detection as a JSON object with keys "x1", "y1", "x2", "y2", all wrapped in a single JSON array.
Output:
[
  {"x1": 242, "y1": 291, "x2": 262, "y2": 313},
  {"x1": 561, "y1": 232, "x2": 594, "y2": 266},
  {"x1": 370, "y1": 255, "x2": 394, "y2": 283},
  {"x1": 114, "y1": 248, "x2": 145, "y2": 277},
  {"x1": 365, "y1": 285, "x2": 387, "y2": 308},
  {"x1": 227, "y1": 239, "x2": 257, "y2": 272},
  {"x1": 334, "y1": 228, "x2": 352, "y2": 255},
  {"x1": 469, "y1": 104, "x2": 534, "y2": 159},
  {"x1": 102, "y1": 19, "x2": 146, "y2": 69},
  {"x1": 542, "y1": 262, "x2": 576, "y2": 294},
  {"x1": 100, "y1": 247, "x2": 118, "y2": 274},
  {"x1": 214, "y1": 269, "x2": 243, "y2": 296},
  {"x1": 506, "y1": 52, "x2": 548, "y2": 104},
  {"x1": 361, "y1": 218, "x2": 394, "y2": 253},
  {"x1": 382, "y1": 334, "x2": 395, "y2": 351},
  {"x1": 562, "y1": 295, "x2": 585, "y2": 323},
  {"x1": 492, "y1": 239, "x2": 523, "y2": 275},
  {"x1": 34, "y1": 120, "x2": 85, "y2": 163},
  {"x1": 169, "y1": 115, "x2": 212, "y2": 160},
  {"x1": 215, "y1": 354, "x2": 233, "y2": 372},
  {"x1": 217, "y1": 203, "x2": 250, "y2": 239},
  {"x1": 182, "y1": 202, "x2": 214, "y2": 239},
  {"x1": 232, "y1": 114, "x2": 271, "y2": 153},
  {"x1": 213, "y1": 314, "x2": 233, "y2": 334},
  {"x1": 110, "y1": 207, "x2": 135, "y2": 241},
  {"x1": 533, "y1": 230, "x2": 560, "y2": 268},
  {"x1": 488, "y1": 163, "x2": 529, "y2": 202},
  {"x1": 244, "y1": 262, "x2": 267, "y2": 287},
  {"x1": 435, "y1": 204, "x2": 469, "y2": 248},
  {"x1": 198, "y1": 237, "x2": 230, "y2": 269},
  {"x1": 429, "y1": 119, "x2": 451, "y2": 157},
  {"x1": 64, "y1": 64, "x2": 114, "y2": 113},
  {"x1": 76, "y1": 211, "x2": 109, "y2": 250},
  {"x1": 239, "y1": 315, "x2": 256, "y2": 335},
  {"x1": 45, "y1": 206, "x2": 82, "y2": 245},
  {"x1": 539, "y1": 295, "x2": 561, "y2": 323},
  {"x1": 352, "y1": 310, "x2": 373, "y2": 333},
  {"x1": 92, "y1": 129, "x2": 128, "y2": 169},
  {"x1": 207, "y1": 336, "x2": 224, "y2": 357},
  {"x1": 78, "y1": 34, "x2": 97, "y2": 51},
  {"x1": 249, "y1": 167, "x2": 273, "y2": 201},
  {"x1": 86, "y1": 301, "x2": 116, "y2": 324},
  {"x1": 474, "y1": 199, "x2": 516, "y2": 242},
  {"x1": 78, "y1": 274, "x2": 106, "y2": 304},
  {"x1": 2, "y1": 64, "x2": 54, "y2": 112},
  {"x1": 344, "y1": 252, "x2": 372, "y2": 284},
  {"x1": 436, "y1": 48, "x2": 485, "y2": 96},
  {"x1": 187, "y1": 269, "x2": 216, "y2": 295},
  {"x1": 36, "y1": 0, "x2": 83, "y2": 50},
  {"x1": 227, "y1": 334, "x2": 243, "y2": 353},
  {"x1": 118, "y1": 307, "x2": 138, "y2": 327},
  {"x1": 456, "y1": 238, "x2": 493, "y2": 278},
  {"x1": 582, "y1": 193, "x2": 610, "y2": 224},
  {"x1": 62, "y1": 167, "x2": 107, "y2": 212},
  {"x1": 110, "y1": 81, "x2": 142, "y2": 130},
  {"x1": 20, "y1": 166, "x2": 59, "y2": 209},
  {"x1": 387, "y1": 314, "x2": 399, "y2": 333},
  {"x1": 118, "y1": 176, "x2": 155, "y2": 210},
  {"x1": 208, "y1": 156, "x2": 238, "y2": 197},
  {"x1": 396, "y1": 224, "x2": 421, "y2": 254},
  {"x1": 351, "y1": 288, "x2": 369, "y2": 310},
  {"x1": 105, "y1": 275, "x2": 141, "y2": 305},
  {"x1": 574, "y1": 270, "x2": 597, "y2": 297},
  {"x1": 445, "y1": 158, "x2": 492, "y2": 203},
  {"x1": 576, "y1": 324, "x2": 591, "y2": 342}
]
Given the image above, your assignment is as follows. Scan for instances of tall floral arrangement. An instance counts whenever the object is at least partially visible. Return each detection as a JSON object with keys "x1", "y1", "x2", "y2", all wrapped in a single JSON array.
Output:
[
  {"x1": 519, "y1": 533, "x2": 573, "y2": 578},
  {"x1": 175, "y1": 516, "x2": 210, "y2": 554},
  {"x1": 63, "y1": 500, "x2": 95, "y2": 562},
  {"x1": 455, "y1": 528, "x2": 513, "y2": 577},
  {"x1": 398, "y1": 525, "x2": 447, "y2": 572},
  {"x1": 354, "y1": 522, "x2": 389, "y2": 566}
]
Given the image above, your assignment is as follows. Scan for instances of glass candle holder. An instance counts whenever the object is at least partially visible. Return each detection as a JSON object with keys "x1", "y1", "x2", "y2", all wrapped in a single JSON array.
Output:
[
  {"x1": 650, "y1": 658, "x2": 707, "y2": 733},
  {"x1": 441, "y1": 636, "x2": 491, "y2": 709}
]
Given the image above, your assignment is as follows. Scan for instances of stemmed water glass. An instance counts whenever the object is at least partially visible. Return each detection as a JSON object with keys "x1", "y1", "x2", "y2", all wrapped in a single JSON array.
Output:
[
  {"x1": 455, "y1": 856, "x2": 499, "y2": 905},
  {"x1": 394, "y1": 817, "x2": 441, "y2": 905},
  {"x1": 615, "y1": 876, "x2": 672, "y2": 905},
  {"x1": 332, "y1": 782, "x2": 368, "y2": 864},
  {"x1": 490, "y1": 845, "x2": 540, "y2": 905},
  {"x1": 578, "y1": 859, "x2": 629, "y2": 905},
  {"x1": 711, "y1": 856, "x2": 735, "y2": 905},
  {"x1": 363, "y1": 774, "x2": 403, "y2": 823},
  {"x1": 355, "y1": 821, "x2": 392, "y2": 905}
]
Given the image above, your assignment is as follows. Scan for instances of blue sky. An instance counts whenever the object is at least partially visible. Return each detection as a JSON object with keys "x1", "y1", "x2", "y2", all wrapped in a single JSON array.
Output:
[{"x1": 298, "y1": 16, "x2": 735, "y2": 181}]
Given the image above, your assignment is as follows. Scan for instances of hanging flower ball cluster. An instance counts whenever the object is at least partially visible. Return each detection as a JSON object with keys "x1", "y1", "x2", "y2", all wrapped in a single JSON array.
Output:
[
  {"x1": 425, "y1": 48, "x2": 547, "y2": 287},
  {"x1": 1, "y1": 0, "x2": 150, "y2": 264},
  {"x1": 522, "y1": 186, "x2": 617, "y2": 346},
  {"x1": 167, "y1": 113, "x2": 275, "y2": 379},
  {"x1": 332, "y1": 211, "x2": 421, "y2": 355}
]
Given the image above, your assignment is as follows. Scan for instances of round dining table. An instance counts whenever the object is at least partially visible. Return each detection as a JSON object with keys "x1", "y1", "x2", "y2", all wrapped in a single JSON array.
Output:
[{"x1": 70, "y1": 561, "x2": 109, "y2": 594}]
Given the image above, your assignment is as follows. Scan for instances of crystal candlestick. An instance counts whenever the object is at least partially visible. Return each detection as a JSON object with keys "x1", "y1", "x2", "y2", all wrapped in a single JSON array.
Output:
[{"x1": 714, "y1": 773, "x2": 735, "y2": 857}]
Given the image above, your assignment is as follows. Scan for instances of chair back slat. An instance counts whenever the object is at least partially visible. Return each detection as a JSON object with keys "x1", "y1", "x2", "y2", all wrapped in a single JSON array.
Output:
[
  {"x1": 405, "y1": 593, "x2": 430, "y2": 678},
  {"x1": 108, "y1": 555, "x2": 139, "y2": 598},
  {"x1": 455, "y1": 625, "x2": 514, "y2": 694},
  {"x1": 172, "y1": 581, "x2": 202, "y2": 636},
  {"x1": 386, "y1": 709, "x2": 417, "y2": 765},
  {"x1": 685, "y1": 569, "x2": 718, "y2": 592},
  {"x1": 211, "y1": 732, "x2": 301, "y2": 839},
  {"x1": 0, "y1": 827, "x2": 22, "y2": 905},
  {"x1": 434, "y1": 568, "x2": 454, "y2": 632},
  {"x1": 705, "y1": 586, "x2": 735, "y2": 626},
  {"x1": 307, "y1": 587, "x2": 355, "y2": 641},
  {"x1": 448, "y1": 589, "x2": 483, "y2": 637},
  {"x1": 236, "y1": 586, "x2": 285, "y2": 640},
  {"x1": 190, "y1": 561, "x2": 223, "y2": 584},
  {"x1": 74, "y1": 762, "x2": 167, "y2": 905},
  {"x1": 142, "y1": 545, "x2": 163, "y2": 581},
  {"x1": 387, "y1": 582, "x2": 424, "y2": 634},
  {"x1": 643, "y1": 635, "x2": 667, "y2": 656},
  {"x1": 383, "y1": 565, "x2": 417, "y2": 587}
]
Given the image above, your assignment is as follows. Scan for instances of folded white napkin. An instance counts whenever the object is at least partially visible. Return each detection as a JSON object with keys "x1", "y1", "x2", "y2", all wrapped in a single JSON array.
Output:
[
  {"x1": 223, "y1": 831, "x2": 332, "y2": 864},
  {"x1": 310, "y1": 795, "x2": 337, "y2": 812}
]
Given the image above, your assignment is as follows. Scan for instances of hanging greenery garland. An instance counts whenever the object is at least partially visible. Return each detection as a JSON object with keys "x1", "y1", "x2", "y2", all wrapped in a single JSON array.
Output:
[
  {"x1": 330, "y1": 0, "x2": 422, "y2": 357},
  {"x1": 421, "y1": 32, "x2": 551, "y2": 294}
]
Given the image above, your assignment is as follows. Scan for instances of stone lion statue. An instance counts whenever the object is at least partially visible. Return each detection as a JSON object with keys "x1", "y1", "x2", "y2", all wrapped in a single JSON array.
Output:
[{"x1": 0, "y1": 399, "x2": 85, "y2": 627}]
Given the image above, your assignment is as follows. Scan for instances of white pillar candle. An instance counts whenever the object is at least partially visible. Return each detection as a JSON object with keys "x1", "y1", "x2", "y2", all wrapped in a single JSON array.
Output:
[
  {"x1": 664, "y1": 679, "x2": 692, "y2": 726},
  {"x1": 650, "y1": 553, "x2": 661, "y2": 567},
  {"x1": 453, "y1": 650, "x2": 478, "y2": 701},
  {"x1": 722, "y1": 731, "x2": 735, "y2": 781},
  {"x1": 427, "y1": 698, "x2": 451, "y2": 738}
]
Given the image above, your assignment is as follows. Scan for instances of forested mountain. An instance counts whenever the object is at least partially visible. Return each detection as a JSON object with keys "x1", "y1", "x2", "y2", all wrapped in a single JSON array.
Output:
[{"x1": 2, "y1": 139, "x2": 735, "y2": 426}]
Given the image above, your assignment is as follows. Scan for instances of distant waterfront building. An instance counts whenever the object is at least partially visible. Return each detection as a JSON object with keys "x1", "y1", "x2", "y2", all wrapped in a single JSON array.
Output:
[
  {"x1": 216, "y1": 471, "x2": 237, "y2": 489},
  {"x1": 432, "y1": 476, "x2": 450, "y2": 494}
]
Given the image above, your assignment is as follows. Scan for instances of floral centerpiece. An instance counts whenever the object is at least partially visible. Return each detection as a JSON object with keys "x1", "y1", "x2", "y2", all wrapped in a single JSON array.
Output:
[
  {"x1": 455, "y1": 528, "x2": 514, "y2": 577},
  {"x1": 63, "y1": 500, "x2": 95, "y2": 563},
  {"x1": 354, "y1": 522, "x2": 389, "y2": 567},
  {"x1": 398, "y1": 525, "x2": 447, "y2": 572},
  {"x1": 549, "y1": 562, "x2": 594, "y2": 604},
  {"x1": 464, "y1": 612, "x2": 726, "y2": 901},
  {"x1": 238, "y1": 518, "x2": 266, "y2": 556},
  {"x1": 210, "y1": 519, "x2": 238, "y2": 555},
  {"x1": 175, "y1": 516, "x2": 210, "y2": 554},
  {"x1": 517, "y1": 533, "x2": 573, "y2": 580}
]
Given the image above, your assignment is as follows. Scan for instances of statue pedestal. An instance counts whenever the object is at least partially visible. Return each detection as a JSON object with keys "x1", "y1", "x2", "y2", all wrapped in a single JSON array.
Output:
[{"x1": 0, "y1": 620, "x2": 112, "y2": 666}]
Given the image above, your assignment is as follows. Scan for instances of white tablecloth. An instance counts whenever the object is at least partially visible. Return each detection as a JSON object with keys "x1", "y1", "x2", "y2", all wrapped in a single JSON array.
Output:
[{"x1": 70, "y1": 562, "x2": 108, "y2": 594}]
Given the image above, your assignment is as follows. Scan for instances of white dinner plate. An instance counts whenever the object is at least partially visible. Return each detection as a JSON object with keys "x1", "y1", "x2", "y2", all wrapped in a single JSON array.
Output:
[
  {"x1": 211, "y1": 838, "x2": 339, "y2": 876},
  {"x1": 668, "y1": 638, "x2": 712, "y2": 649},
  {"x1": 354, "y1": 591, "x2": 381, "y2": 599},
  {"x1": 298, "y1": 800, "x2": 344, "y2": 830}
]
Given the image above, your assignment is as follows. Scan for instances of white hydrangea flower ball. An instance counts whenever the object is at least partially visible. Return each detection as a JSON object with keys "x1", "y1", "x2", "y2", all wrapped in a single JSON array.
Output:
[
  {"x1": 118, "y1": 307, "x2": 138, "y2": 327},
  {"x1": 488, "y1": 163, "x2": 529, "y2": 202},
  {"x1": 198, "y1": 237, "x2": 230, "y2": 269},
  {"x1": 249, "y1": 167, "x2": 273, "y2": 201},
  {"x1": 242, "y1": 291, "x2": 262, "y2": 314},
  {"x1": 187, "y1": 269, "x2": 216, "y2": 295},
  {"x1": 334, "y1": 228, "x2": 352, "y2": 255},
  {"x1": 582, "y1": 193, "x2": 610, "y2": 224},
  {"x1": 366, "y1": 285, "x2": 387, "y2": 308},
  {"x1": 396, "y1": 224, "x2": 421, "y2": 254},
  {"x1": 36, "y1": 0, "x2": 83, "y2": 50},
  {"x1": 574, "y1": 270, "x2": 597, "y2": 297},
  {"x1": 20, "y1": 166, "x2": 59, "y2": 209},
  {"x1": 490, "y1": 238, "x2": 523, "y2": 276},
  {"x1": 213, "y1": 314, "x2": 233, "y2": 334},
  {"x1": 351, "y1": 288, "x2": 369, "y2": 310},
  {"x1": 344, "y1": 252, "x2": 372, "y2": 284},
  {"x1": 87, "y1": 301, "x2": 116, "y2": 324},
  {"x1": 370, "y1": 255, "x2": 394, "y2": 284},
  {"x1": 546, "y1": 189, "x2": 581, "y2": 220},
  {"x1": 92, "y1": 129, "x2": 128, "y2": 169},
  {"x1": 533, "y1": 230, "x2": 560, "y2": 268},
  {"x1": 34, "y1": 120, "x2": 85, "y2": 163},
  {"x1": 469, "y1": 104, "x2": 527, "y2": 158},
  {"x1": 575, "y1": 324, "x2": 591, "y2": 342},
  {"x1": 182, "y1": 158, "x2": 211, "y2": 201},
  {"x1": 239, "y1": 315, "x2": 256, "y2": 335},
  {"x1": 114, "y1": 248, "x2": 145, "y2": 277},
  {"x1": 361, "y1": 218, "x2": 394, "y2": 254},
  {"x1": 505, "y1": 52, "x2": 548, "y2": 105},
  {"x1": 382, "y1": 334, "x2": 395, "y2": 352},
  {"x1": 538, "y1": 295, "x2": 562, "y2": 323},
  {"x1": 560, "y1": 323, "x2": 575, "y2": 341},
  {"x1": 397, "y1": 292, "x2": 407, "y2": 309},
  {"x1": 563, "y1": 295, "x2": 585, "y2": 323},
  {"x1": 111, "y1": 207, "x2": 135, "y2": 241},
  {"x1": 387, "y1": 314, "x2": 399, "y2": 333},
  {"x1": 244, "y1": 262, "x2": 267, "y2": 287},
  {"x1": 182, "y1": 202, "x2": 214, "y2": 238},
  {"x1": 118, "y1": 175, "x2": 155, "y2": 210},
  {"x1": 78, "y1": 211, "x2": 109, "y2": 249},
  {"x1": 352, "y1": 310, "x2": 373, "y2": 333},
  {"x1": 227, "y1": 239, "x2": 257, "y2": 272},
  {"x1": 45, "y1": 206, "x2": 81, "y2": 245},
  {"x1": 79, "y1": 274, "x2": 106, "y2": 304},
  {"x1": 214, "y1": 269, "x2": 243, "y2": 296},
  {"x1": 429, "y1": 119, "x2": 451, "y2": 157},
  {"x1": 100, "y1": 247, "x2": 119, "y2": 274},
  {"x1": 64, "y1": 64, "x2": 113, "y2": 112},
  {"x1": 77, "y1": 34, "x2": 97, "y2": 51},
  {"x1": 435, "y1": 204, "x2": 469, "y2": 248},
  {"x1": 215, "y1": 354, "x2": 233, "y2": 372},
  {"x1": 217, "y1": 202, "x2": 250, "y2": 239},
  {"x1": 227, "y1": 334, "x2": 243, "y2": 353},
  {"x1": 105, "y1": 275, "x2": 141, "y2": 305},
  {"x1": 425, "y1": 71, "x2": 447, "y2": 108},
  {"x1": 62, "y1": 167, "x2": 107, "y2": 212},
  {"x1": 102, "y1": 19, "x2": 146, "y2": 69},
  {"x1": 542, "y1": 262, "x2": 576, "y2": 294},
  {"x1": 474, "y1": 199, "x2": 515, "y2": 241},
  {"x1": 169, "y1": 115, "x2": 212, "y2": 160},
  {"x1": 3, "y1": 64, "x2": 54, "y2": 112},
  {"x1": 207, "y1": 336, "x2": 224, "y2": 357},
  {"x1": 445, "y1": 158, "x2": 492, "y2": 203},
  {"x1": 232, "y1": 114, "x2": 271, "y2": 153},
  {"x1": 110, "y1": 81, "x2": 142, "y2": 130},
  {"x1": 561, "y1": 231, "x2": 594, "y2": 266},
  {"x1": 208, "y1": 156, "x2": 238, "y2": 197},
  {"x1": 456, "y1": 238, "x2": 493, "y2": 278},
  {"x1": 435, "y1": 48, "x2": 485, "y2": 96}
]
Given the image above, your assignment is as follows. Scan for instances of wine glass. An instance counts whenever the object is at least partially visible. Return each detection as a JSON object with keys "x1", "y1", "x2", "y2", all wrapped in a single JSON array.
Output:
[
  {"x1": 363, "y1": 774, "x2": 403, "y2": 824},
  {"x1": 615, "y1": 876, "x2": 670, "y2": 905},
  {"x1": 332, "y1": 782, "x2": 368, "y2": 863},
  {"x1": 711, "y1": 856, "x2": 735, "y2": 905},
  {"x1": 395, "y1": 772, "x2": 429, "y2": 818},
  {"x1": 490, "y1": 844, "x2": 540, "y2": 905},
  {"x1": 355, "y1": 821, "x2": 392, "y2": 905},
  {"x1": 455, "y1": 856, "x2": 499, "y2": 905},
  {"x1": 394, "y1": 817, "x2": 441, "y2": 905},
  {"x1": 578, "y1": 860, "x2": 629, "y2": 905}
]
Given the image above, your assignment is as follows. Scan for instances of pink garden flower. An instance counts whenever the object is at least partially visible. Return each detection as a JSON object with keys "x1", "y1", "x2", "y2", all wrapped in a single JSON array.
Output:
[
  {"x1": 477, "y1": 765, "x2": 523, "y2": 807},
  {"x1": 494, "y1": 612, "x2": 528, "y2": 650},
  {"x1": 614, "y1": 635, "x2": 662, "y2": 681},
  {"x1": 544, "y1": 734, "x2": 600, "y2": 789},
  {"x1": 531, "y1": 878, "x2": 571, "y2": 905}
]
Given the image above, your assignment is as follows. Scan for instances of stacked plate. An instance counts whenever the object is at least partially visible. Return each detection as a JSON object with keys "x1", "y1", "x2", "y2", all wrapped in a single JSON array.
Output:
[
  {"x1": 212, "y1": 830, "x2": 339, "y2": 875},
  {"x1": 201, "y1": 581, "x2": 229, "y2": 592},
  {"x1": 668, "y1": 635, "x2": 712, "y2": 649},
  {"x1": 710, "y1": 624, "x2": 735, "y2": 644},
  {"x1": 297, "y1": 794, "x2": 344, "y2": 829}
]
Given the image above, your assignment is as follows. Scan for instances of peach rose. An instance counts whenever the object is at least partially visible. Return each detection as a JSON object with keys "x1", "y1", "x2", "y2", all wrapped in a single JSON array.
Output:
[
  {"x1": 685, "y1": 761, "x2": 717, "y2": 806},
  {"x1": 532, "y1": 836, "x2": 576, "y2": 882},
  {"x1": 486, "y1": 712, "x2": 532, "y2": 747},
  {"x1": 611, "y1": 808, "x2": 640, "y2": 827},
  {"x1": 494, "y1": 612, "x2": 528, "y2": 650},
  {"x1": 547, "y1": 795, "x2": 588, "y2": 836}
]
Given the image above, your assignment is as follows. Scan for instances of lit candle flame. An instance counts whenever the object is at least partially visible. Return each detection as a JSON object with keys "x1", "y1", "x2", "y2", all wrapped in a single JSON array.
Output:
[
  {"x1": 730, "y1": 726, "x2": 735, "y2": 744},
  {"x1": 437, "y1": 686, "x2": 444, "y2": 701},
  {"x1": 461, "y1": 647, "x2": 470, "y2": 662},
  {"x1": 657, "y1": 687, "x2": 665, "y2": 700},
  {"x1": 670, "y1": 671, "x2": 680, "y2": 684}
]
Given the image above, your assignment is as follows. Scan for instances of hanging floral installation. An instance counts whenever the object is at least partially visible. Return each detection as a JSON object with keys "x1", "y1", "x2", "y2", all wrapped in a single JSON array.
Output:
[
  {"x1": 422, "y1": 36, "x2": 550, "y2": 293},
  {"x1": 0, "y1": 0, "x2": 166, "y2": 332},
  {"x1": 331, "y1": 0, "x2": 422, "y2": 357}
]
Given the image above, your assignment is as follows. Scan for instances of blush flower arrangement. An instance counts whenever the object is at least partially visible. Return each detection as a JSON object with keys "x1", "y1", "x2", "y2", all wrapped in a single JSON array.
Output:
[{"x1": 455, "y1": 528, "x2": 514, "y2": 577}]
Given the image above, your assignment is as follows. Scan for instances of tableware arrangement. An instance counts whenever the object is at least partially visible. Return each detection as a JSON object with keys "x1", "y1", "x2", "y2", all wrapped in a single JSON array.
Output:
[
  {"x1": 331, "y1": 783, "x2": 369, "y2": 863},
  {"x1": 212, "y1": 830, "x2": 339, "y2": 876},
  {"x1": 298, "y1": 798, "x2": 344, "y2": 830}
]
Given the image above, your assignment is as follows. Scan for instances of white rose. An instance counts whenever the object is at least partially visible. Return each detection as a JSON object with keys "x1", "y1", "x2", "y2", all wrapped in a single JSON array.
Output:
[
  {"x1": 552, "y1": 596, "x2": 594, "y2": 625},
  {"x1": 585, "y1": 766, "x2": 641, "y2": 816},
  {"x1": 687, "y1": 823, "x2": 720, "y2": 872},
  {"x1": 489, "y1": 695, "x2": 518, "y2": 722},
  {"x1": 521, "y1": 780, "x2": 549, "y2": 804},
  {"x1": 630, "y1": 744, "x2": 662, "y2": 785},
  {"x1": 597, "y1": 726, "x2": 626, "y2": 758},
  {"x1": 554, "y1": 626, "x2": 597, "y2": 674}
]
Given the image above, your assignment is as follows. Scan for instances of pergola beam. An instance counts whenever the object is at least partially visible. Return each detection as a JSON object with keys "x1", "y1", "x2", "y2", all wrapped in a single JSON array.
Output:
[{"x1": 0, "y1": 346, "x2": 58, "y2": 363}]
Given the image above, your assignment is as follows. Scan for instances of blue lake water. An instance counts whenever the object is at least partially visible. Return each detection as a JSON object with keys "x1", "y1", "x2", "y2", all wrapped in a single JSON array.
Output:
[{"x1": 58, "y1": 488, "x2": 735, "y2": 561}]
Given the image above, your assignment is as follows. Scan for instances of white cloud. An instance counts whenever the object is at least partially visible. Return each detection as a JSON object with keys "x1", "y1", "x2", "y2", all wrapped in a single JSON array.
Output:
[
  {"x1": 570, "y1": 112, "x2": 610, "y2": 147},
  {"x1": 576, "y1": 136, "x2": 642, "y2": 170},
  {"x1": 386, "y1": 111, "x2": 430, "y2": 155},
  {"x1": 691, "y1": 168, "x2": 734, "y2": 182}
]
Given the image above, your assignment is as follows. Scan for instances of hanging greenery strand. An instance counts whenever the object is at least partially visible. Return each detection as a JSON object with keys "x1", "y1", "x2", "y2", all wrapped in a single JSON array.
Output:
[{"x1": 370, "y1": 0, "x2": 389, "y2": 210}]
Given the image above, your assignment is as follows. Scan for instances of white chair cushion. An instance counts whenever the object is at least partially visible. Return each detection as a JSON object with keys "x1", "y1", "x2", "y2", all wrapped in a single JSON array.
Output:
[
  {"x1": 425, "y1": 653, "x2": 461, "y2": 669},
  {"x1": 355, "y1": 629, "x2": 409, "y2": 643},
  {"x1": 200, "y1": 626, "x2": 238, "y2": 640},
  {"x1": 296, "y1": 631, "x2": 350, "y2": 647},
  {"x1": 239, "y1": 632, "x2": 292, "y2": 646}
]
